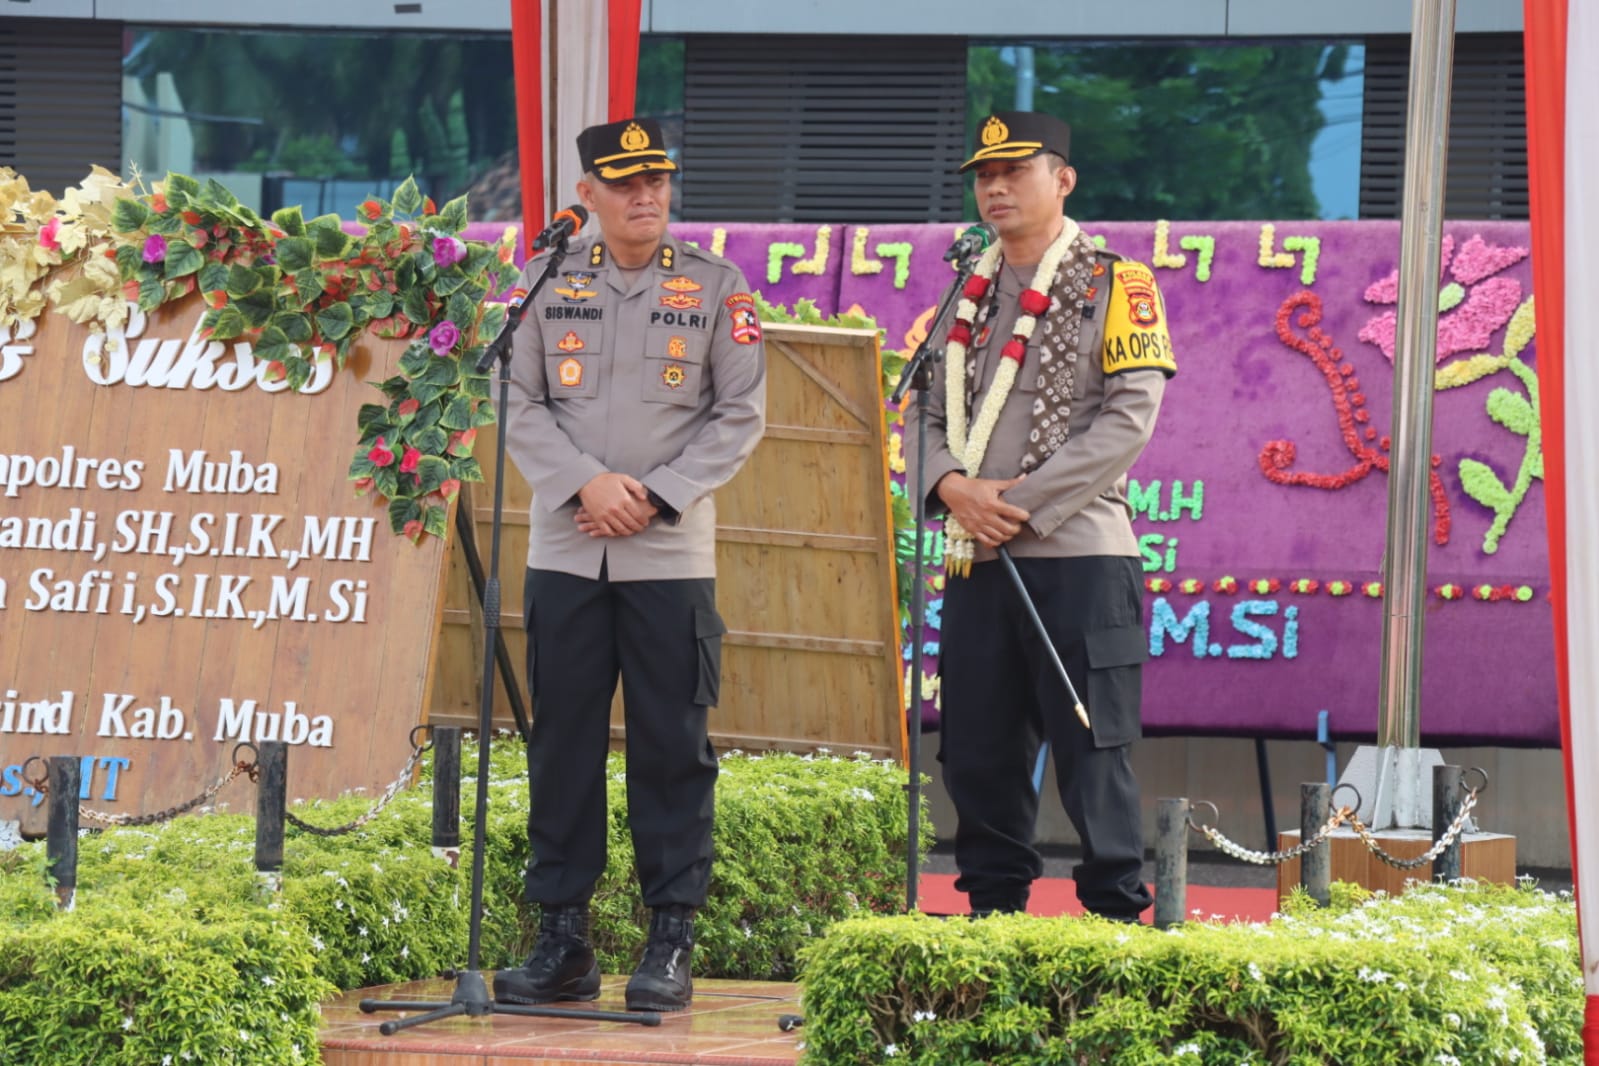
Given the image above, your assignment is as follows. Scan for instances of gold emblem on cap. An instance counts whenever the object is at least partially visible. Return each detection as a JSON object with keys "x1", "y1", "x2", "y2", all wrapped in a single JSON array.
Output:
[
  {"x1": 620, "y1": 122, "x2": 651, "y2": 151},
  {"x1": 981, "y1": 116, "x2": 1010, "y2": 147}
]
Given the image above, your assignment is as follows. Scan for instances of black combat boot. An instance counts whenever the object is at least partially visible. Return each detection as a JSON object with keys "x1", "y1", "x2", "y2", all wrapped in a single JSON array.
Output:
[
  {"x1": 493, "y1": 904, "x2": 601, "y2": 1004},
  {"x1": 624, "y1": 905, "x2": 696, "y2": 1012}
]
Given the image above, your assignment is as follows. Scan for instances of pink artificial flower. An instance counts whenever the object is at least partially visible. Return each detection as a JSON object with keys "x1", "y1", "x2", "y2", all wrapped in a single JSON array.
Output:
[
  {"x1": 368, "y1": 436, "x2": 396, "y2": 467},
  {"x1": 142, "y1": 234, "x2": 168, "y2": 264},
  {"x1": 428, "y1": 320, "x2": 461, "y2": 356},
  {"x1": 398, "y1": 446, "x2": 421, "y2": 474},
  {"x1": 38, "y1": 217, "x2": 63, "y2": 251},
  {"x1": 433, "y1": 236, "x2": 466, "y2": 269}
]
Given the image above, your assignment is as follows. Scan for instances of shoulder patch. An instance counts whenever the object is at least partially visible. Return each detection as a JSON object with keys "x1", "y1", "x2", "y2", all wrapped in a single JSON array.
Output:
[
  {"x1": 725, "y1": 292, "x2": 762, "y2": 345},
  {"x1": 1101, "y1": 261, "x2": 1177, "y2": 378}
]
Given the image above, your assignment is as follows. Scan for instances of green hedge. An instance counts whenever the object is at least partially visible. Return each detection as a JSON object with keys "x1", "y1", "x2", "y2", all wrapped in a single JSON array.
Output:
[
  {"x1": 0, "y1": 742, "x2": 923, "y2": 1065},
  {"x1": 798, "y1": 880, "x2": 1583, "y2": 1065}
]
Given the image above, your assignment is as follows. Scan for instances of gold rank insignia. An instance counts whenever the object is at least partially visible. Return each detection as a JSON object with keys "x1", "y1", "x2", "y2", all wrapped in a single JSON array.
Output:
[
  {"x1": 661, "y1": 363, "x2": 687, "y2": 389},
  {"x1": 621, "y1": 122, "x2": 650, "y2": 150},
  {"x1": 1101, "y1": 261, "x2": 1177, "y2": 378},
  {"x1": 667, "y1": 335, "x2": 688, "y2": 357},
  {"x1": 556, "y1": 331, "x2": 585, "y2": 352},
  {"x1": 557, "y1": 357, "x2": 584, "y2": 387},
  {"x1": 661, "y1": 275, "x2": 703, "y2": 294},
  {"x1": 658, "y1": 244, "x2": 675, "y2": 269},
  {"x1": 589, "y1": 242, "x2": 606, "y2": 267},
  {"x1": 555, "y1": 271, "x2": 599, "y2": 303}
]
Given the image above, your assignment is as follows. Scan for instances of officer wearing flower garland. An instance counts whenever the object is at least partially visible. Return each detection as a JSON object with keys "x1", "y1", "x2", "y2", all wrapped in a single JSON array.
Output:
[
  {"x1": 905, "y1": 111, "x2": 1177, "y2": 921},
  {"x1": 495, "y1": 116, "x2": 766, "y2": 1010}
]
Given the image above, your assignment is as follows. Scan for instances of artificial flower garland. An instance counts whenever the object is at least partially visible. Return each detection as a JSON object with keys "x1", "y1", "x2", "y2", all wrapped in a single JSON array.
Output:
[{"x1": 942, "y1": 219, "x2": 1079, "y2": 575}]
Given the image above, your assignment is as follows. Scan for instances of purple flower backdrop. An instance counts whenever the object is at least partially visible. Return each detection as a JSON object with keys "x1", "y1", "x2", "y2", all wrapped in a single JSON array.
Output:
[{"x1": 465, "y1": 220, "x2": 1554, "y2": 747}]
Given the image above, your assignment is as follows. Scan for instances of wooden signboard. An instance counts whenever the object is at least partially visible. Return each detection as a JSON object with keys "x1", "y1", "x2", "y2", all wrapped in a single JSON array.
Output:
[
  {"x1": 0, "y1": 294, "x2": 451, "y2": 833},
  {"x1": 429, "y1": 322, "x2": 907, "y2": 759}
]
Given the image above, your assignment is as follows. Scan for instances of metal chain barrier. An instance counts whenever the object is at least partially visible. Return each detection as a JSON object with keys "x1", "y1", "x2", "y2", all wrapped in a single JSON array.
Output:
[
  {"x1": 1186, "y1": 776, "x2": 1485, "y2": 870},
  {"x1": 72, "y1": 745, "x2": 261, "y2": 828},
  {"x1": 284, "y1": 734, "x2": 429, "y2": 838}
]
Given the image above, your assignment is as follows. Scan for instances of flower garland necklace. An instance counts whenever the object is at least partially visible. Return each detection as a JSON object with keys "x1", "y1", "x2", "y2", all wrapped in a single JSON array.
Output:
[{"x1": 942, "y1": 219, "x2": 1079, "y2": 576}]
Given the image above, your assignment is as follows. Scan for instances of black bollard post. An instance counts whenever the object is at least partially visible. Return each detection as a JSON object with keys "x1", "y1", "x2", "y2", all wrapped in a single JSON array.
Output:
[
  {"x1": 1154, "y1": 797, "x2": 1189, "y2": 929},
  {"x1": 254, "y1": 741, "x2": 287, "y2": 891},
  {"x1": 46, "y1": 756, "x2": 82, "y2": 910},
  {"x1": 431, "y1": 727, "x2": 461, "y2": 867},
  {"x1": 1432, "y1": 764, "x2": 1464, "y2": 882},
  {"x1": 1300, "y1": 782, "x2": 1331, "y2": 908}
]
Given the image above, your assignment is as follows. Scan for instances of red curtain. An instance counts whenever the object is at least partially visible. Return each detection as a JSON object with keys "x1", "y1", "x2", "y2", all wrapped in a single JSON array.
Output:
[
  {"x1": 608, "y1": 0, "x2": 643, "y2": 121},
  {"x1": 510, "y1": 0, "x2": 546, "y2": 259}
]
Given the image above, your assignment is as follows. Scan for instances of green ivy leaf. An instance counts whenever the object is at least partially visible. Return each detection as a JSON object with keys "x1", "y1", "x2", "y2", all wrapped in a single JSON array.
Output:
[
  {"x1": 440, "y1": 394, "x2": 473, "y2": 431},
  {"x1": 163, "y1": 242, "x2": 204, "y2": 279},
  {"x1": 198, "y1": 261, "x2": 230, "y2": 295},
  {"x1": 462, "y1": 373, "x2": 493, "y2": 401},
  {"x1": 446, "y1": 291, "x2": 476, "y2": 331},
  {"x1": 348, "y1": 452, "x2": 378, "y2": 479},
  {"x1": 402, "y1": 288, "x2": 431, "y2": 325},
  {"x1": 415, "y1": 455, "x2": 451, "y2": 494},
  {"x1": 357, "y1": 404, "x2": 392, "y2": 434},
  {"x1": 411, "y1": 381, "x2": 446, "y2": 407},
  {"x1": 235, "y1": 291, "x2": 275, "y2": 328},
  {"x1": 164, "y1": 172, "x2": 201, "y2": 204},
  {"x1": 367, "y1": 291, "x2": 395, "y2": 319},
  {"x1": 276, "y1": 237, "x2": 315, "y2": 273},
  {"x1": 374, "y1": 374, "x2": 410, "y2": 399},
  {"x1": 470, "y1": 403, "x2": 499, "y2": 428},
  {"x1": 411, "y1": 425, "x2": 449, "y2": 456},
  {"x1": 433, "y1": 271, "x2": 469, "y2": 298},
  {"x1": 387, "y1": 496, "x2": 420, "y2": 533},
  {"x1": 314, "y1": 223, "x2": 352, "y2": 260},
  {"x1": 111, "y1": 198, "x2": 150, "y2": 233},
  {"x1": 137, "y1": 276, "x2": 165, "y2": 311},
  {"x1": 422, "y1": 503, "x2": 450, "y2": 539},
  {"x1": 451, "y1": 456, "x2": 485, "y2": 482},
  {"x1": 271, "y1": 205, "x2": 306, "y2": 236},
  {"x1": 420, "y1": 356, "x2": 461, "y2": 389},
  {"x1": 392, "y1": 177, "x2": 423, "y2": 217},
  {"x1": 374, "y1": 466, "x2": 401, "y2": 500},
  {"x1": 285, "y1": 356, "x2": 313, "y2": 392},
  {"x1": 272, "y1": 312, "x2": 313, "y2": 344},
  {"x1": 479, "y1": 303, "x2": 507, "y2": 337},
  {"x1": 438, "y1": 195, "x2": 469, "y2": 233},
  {"x1": 315, "y1": 302, "x2": 355, "y2": 341},
  {"x1": 210, "y1": 304, "x2": 248, "y2": 339},
  {"x1": 225, "y1": 263, "x2": 262, "y2": 297},
  {"x1": 398, "y1": 344, "x2": 433, "y2": 378},
  {"x1": 201, "y1": 177, "x2": 240, "y2": 209}
]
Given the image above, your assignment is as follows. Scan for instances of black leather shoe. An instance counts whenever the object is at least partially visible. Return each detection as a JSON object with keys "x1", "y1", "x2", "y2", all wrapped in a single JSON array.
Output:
[
  {"x1": 493, "y1": 904, "x2": 601, "y2": 1004},
  {"x1": 625, "y1": 905, "x2": 696, "y2": 1012}
]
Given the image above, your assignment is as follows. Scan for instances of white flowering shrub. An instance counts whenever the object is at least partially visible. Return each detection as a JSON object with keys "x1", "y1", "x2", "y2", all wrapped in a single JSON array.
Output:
[{"x1": 799, "y1": 881, "x2": 1582, "y2": 1065}]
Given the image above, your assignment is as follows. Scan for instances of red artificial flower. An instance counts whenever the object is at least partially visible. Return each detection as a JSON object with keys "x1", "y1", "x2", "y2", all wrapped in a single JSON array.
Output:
[
  {"x1": 398, "y1": 446, "x2": 421, "y2": 474},
  {"x1": 962, "y1": 275, "x2": 991, "y2": 301},
  {"x1": 947, "y1": 322, "x2": 972, "y2": 347},
  {"x1": 368, "y1": 436, "x2": 396, "y2": 467},
  {"x1": 397, "y1": 398, "x2": 421, "y2": 419},
  {"x1": 403, "y1": 519, "x2": 424, "y2": 542},
  {"x1": 438, "y1": 478, "x2": 461, "y2": 501},
  {"x1": 360, "y1": 199, "x2": 383, "y2": 221},
  {"x1": 181, "y1": 210, "x2": 202, "y2": 226},
  {"x1": 1019, "y1": 288, "x2": 1051, "y2": 317},
  {"x1": 999, "y1": 338, "x2": 1027, "y2": 364},
  {"x1": 150, "y1": 192, "x2": 168, "y2": 213}
]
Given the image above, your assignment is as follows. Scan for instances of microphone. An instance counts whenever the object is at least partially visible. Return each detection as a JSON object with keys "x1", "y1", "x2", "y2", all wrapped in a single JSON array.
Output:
[
  {"x1": 943, "y1": 222, "x2": 996, "y2": 263},
  {"x1": 530, "y1": 204, "x2": 589, "y2": 252}
]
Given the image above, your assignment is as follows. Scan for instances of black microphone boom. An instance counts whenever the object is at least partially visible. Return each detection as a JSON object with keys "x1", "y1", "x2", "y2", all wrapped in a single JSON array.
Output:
[
  {"x1": 943, "y1": 222, "x2": 997, "y2": 263},
  {"x1": 531, "y1": 204, "x2": 589, "y2": 252}
]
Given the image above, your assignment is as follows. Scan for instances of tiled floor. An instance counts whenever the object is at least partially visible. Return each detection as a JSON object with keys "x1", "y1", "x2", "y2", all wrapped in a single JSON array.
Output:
[{"x1": 319, "y1": 975, "x2": 803, "y2": 1066}]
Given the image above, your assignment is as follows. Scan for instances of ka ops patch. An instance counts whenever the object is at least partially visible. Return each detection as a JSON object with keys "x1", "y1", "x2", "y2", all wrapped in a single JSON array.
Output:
[{"x1": 1101, "y1": 261, "x2": 1177, "y2": 377}]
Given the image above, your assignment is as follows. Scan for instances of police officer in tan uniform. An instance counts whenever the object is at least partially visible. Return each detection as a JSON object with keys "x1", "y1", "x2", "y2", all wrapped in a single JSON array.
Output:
[
  {"x1": 494, "y1": 117, "x2": 766, "y2": 1011},
  {"x1": 905, "y1": 112, "x2": 1176, "y2": 922}
]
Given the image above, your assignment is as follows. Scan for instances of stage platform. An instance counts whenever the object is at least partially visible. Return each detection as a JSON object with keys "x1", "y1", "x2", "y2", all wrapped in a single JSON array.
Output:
[{"x1": 320, "y1": 976, "x2": 803, "y2": 1066}]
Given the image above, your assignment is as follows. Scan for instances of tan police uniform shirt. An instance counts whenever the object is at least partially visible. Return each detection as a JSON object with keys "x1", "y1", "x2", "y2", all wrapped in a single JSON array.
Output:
[
  {"x1": 908, "y1": 248, "x2": 1168, "y2": 564},
  {"x1": 503, "y1": 232, "x2": 767, "y2": 581}
]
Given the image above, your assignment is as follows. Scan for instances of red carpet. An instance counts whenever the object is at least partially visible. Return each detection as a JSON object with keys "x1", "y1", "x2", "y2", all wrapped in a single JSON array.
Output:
[{"x1": 918, "y1": 873, "x2": 1279, "y2": 925}]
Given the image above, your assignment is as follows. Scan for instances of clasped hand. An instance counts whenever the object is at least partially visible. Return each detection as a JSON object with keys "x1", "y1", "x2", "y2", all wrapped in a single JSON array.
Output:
[
  {"x1": 575, "y1": 472, "x2": 658, "y2": 537},
  {"x1": 936, "y1": 472, "x2": 1031, "y2": 547}
]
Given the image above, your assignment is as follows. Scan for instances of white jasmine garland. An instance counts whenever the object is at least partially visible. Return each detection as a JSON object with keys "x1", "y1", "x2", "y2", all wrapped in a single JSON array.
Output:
[{"x1": 943, "y1": 219, "x2": 1079, "y2": 575}]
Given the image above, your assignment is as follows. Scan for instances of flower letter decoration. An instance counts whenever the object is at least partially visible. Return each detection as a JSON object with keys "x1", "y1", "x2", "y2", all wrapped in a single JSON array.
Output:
[{"x1": 1259, "y1": 291, "x2": 1452, "y2": 545}]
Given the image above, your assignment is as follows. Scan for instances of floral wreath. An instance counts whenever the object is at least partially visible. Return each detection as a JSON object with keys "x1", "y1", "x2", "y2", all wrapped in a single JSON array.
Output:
[
  {"x1": 2, "y1": 166, "x2": 517, "y2": 544},
  {"x1": 941, "y1": 220, "x2": 1078, "y2": 575}
]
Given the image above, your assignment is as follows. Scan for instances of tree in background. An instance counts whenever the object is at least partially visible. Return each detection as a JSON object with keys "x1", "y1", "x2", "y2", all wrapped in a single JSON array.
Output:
[{"x1": 967, "y1": 43, "x2": 1353, "y2": 221}]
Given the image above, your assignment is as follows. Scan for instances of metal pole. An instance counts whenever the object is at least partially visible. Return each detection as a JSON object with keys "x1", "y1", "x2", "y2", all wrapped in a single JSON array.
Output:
[
  {"x1": 254, "y1": 740, "x2": 287, "y2": 877},
  {"x1": 1376, "y1": 0, "x2": 1456, "y2": 754},
  {"x1": 1300, "y1": 782, "x2": 1331, "y2": 908},
  {"x1": 46, "y1": 756, "x2": 81, "y2": 910},
  {"x1": 431, "y1": 726, "x2": 462, "y2": 866},
  {"x1": 1432, "y1": 764, "x2": 1464, "y2": 882},
  {"x1": 1153, "y1": 797, "x2": 1188, "y2": 929}
]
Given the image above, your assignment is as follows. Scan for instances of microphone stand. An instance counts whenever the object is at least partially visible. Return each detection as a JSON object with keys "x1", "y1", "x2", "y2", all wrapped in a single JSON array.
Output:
[
  {"x1": 360, "y1": 235, "x2": 660, "y2": 1032},
  {"x1": 892, "y1": 249, "x2": 981, "y2": 913}
]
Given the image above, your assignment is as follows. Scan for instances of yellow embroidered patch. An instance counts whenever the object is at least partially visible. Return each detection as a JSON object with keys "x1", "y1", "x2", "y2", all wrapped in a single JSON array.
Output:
[{"x1": 1101, "y1": 261, "x2": 1177, "y2": 377}]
